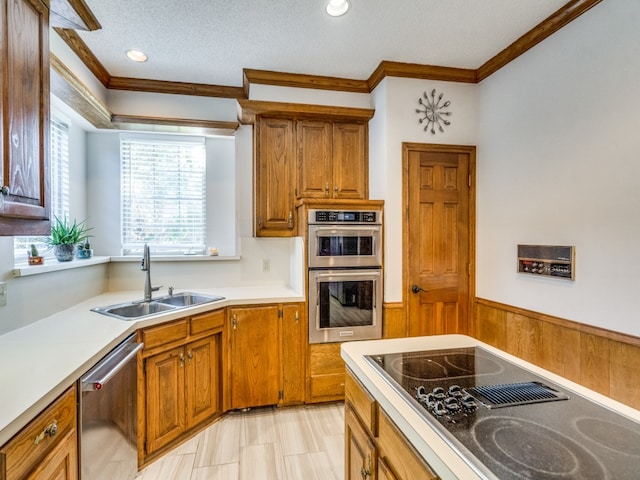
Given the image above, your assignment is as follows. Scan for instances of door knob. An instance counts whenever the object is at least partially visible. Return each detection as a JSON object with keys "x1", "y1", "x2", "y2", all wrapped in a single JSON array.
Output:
[{"x1": 411, "y1": 285, "x2": 426, "y2": 294}]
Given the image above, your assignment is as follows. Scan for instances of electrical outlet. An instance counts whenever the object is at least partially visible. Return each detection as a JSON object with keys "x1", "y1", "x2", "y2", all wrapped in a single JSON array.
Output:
[
  {"x1": 262, "y1": 259, "x2": 270, "y2": 272},
  {"x1": 0, "y1": 282, "x2": 7, "y2": 307}
]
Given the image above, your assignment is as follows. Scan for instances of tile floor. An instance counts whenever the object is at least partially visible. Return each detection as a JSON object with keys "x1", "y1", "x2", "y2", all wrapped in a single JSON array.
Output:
[{"x1": 135, "y1": 402, "x2": 345, "y2": 480}]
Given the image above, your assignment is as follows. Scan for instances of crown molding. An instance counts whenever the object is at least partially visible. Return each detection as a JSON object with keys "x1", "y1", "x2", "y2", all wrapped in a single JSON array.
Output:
[
  {"x1": 238, "y1": 99, "x2": 375, "y2": 124},
  {"x1": 477, "y1": 0, "x2": 603, "y2": 81},
  {"x1": 243, "y1": 69, "x2": 370, "y2": 97},
  {"x1": 368, "y1": 61, "x2": 477, "y2": 90},
  {"x1": 55, "y1": 0, "x2": 600, "y2": 99},
  {"x1": 50, "y1": 0, "x2": 101, "y2": 31},
  {"x1": 111, "y1": 115, "x2": 239, "y2": 136},
  {"x1": 107, "y1": 77, "x2": 245, "y2": 99}
]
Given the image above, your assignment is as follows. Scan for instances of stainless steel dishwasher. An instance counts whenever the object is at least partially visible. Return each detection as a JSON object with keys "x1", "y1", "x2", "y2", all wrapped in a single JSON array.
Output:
[{"x1": 80, "y1": 334, "x2": 143, "y2": 480}]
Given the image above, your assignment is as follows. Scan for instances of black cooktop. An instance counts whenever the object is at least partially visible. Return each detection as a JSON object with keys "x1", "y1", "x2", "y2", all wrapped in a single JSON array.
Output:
[{"x1": 366, "y1": 347, "x2": 640, "y2": 480}]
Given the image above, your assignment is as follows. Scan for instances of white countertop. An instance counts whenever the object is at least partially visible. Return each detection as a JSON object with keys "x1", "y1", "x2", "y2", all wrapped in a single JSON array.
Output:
[
  {"x1": 341, "y1": 334, "x2": 640, "y2": 480},
  {"x1": 0, "y1": 285, "x2": 303, "y2": 446}
]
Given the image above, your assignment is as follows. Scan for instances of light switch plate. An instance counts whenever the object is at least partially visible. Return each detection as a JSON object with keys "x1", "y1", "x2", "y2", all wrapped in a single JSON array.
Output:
[{"x1": 0, "y1": 282, "x2": 6, "y2": 307}]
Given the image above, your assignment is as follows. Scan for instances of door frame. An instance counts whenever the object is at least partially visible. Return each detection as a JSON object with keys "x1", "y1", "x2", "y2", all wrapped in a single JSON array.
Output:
[{"x1": 401, "y1": 142, "x2": 476, "y2": 336}]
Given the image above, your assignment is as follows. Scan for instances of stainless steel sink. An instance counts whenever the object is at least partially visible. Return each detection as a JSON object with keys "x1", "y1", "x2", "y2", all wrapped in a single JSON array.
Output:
[
  {"x1": 155, "y1": 292, "x2": 225, "y2": 307},
  {"x1": 91, "y1": 292, "x2": 225, "y2": 320}
]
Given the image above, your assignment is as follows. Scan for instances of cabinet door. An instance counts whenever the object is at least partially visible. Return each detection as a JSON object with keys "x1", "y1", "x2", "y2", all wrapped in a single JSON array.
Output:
[
  {"x1": 255, "y1": 117, "x2": 296, "y2": 236},
  {"x1": 145, "y1": 346, "x2": 186, "y2": 454},
  {"x1": 24, "y1": 429, "x2": 77, "y2": 480},
  {"x1": 296, "y1": 120, "x2": 332, "y2": 198},
  {"x1": 281, "y1": 304, "x2": 305, "y2": 405},
  {"x1": 229, "y1": 306, "x2": 280, "y2": 409},
  {"x1": 185, "y1": 335, "x2": 221, "y2": 429},
  {"x1": 0, "y1": 0, "x2": 51, "y2": 235},
  {"x1": 345, "y1": 405, "x2": 377, "y2": 480},
  {"x1": 332, "y1": 123, "x2": 367, "y2": 199}
]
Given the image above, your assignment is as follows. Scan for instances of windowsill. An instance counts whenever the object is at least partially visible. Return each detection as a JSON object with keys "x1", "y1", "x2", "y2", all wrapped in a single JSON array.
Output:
[
  {"x1": 13, "y1": 256, "x2": 111, "y2": 277},
  {"x1": 13, "y1": 255, "x2": 240, "y2": 277},
  {"x1": 109, "y1": 255, "x2": 241, "y2": 262}
]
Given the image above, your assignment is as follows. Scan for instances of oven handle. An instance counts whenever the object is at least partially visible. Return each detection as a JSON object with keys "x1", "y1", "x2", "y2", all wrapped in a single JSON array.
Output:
[
  {"x1": 312, "y1": 271, "x2": 381, "y2": 279},
  {"x1": 310, "y1": 225, "x2": 381, "y2": 235}
]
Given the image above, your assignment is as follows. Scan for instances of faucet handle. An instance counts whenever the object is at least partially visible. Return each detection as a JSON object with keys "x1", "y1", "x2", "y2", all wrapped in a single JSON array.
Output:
[
  {"x1": 151, "y1": 285, "x2": 163, "y2": 292},
  {"x1": 168, "y1": 286, "x2": 174, "y2": 296}
]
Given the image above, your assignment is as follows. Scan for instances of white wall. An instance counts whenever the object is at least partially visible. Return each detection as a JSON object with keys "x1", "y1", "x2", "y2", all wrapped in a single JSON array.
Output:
[
  {"x1": 476, "y1": 1, "x2": 640, "y2": 336},
  {"x1": 370, "y1": 77, "x2": 479, "y2": 301},
  {"x1": 0, "y1": 99, "x2": 107, "y2": 335}
]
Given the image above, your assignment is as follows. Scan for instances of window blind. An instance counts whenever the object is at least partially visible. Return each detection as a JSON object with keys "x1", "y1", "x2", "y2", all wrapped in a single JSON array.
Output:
[
  {"x1": 14, "y1": 119, "x2": 70, "y2": 260},
  {"x1": 120, "y1": 138, "x2": 206, "y2": 255}
]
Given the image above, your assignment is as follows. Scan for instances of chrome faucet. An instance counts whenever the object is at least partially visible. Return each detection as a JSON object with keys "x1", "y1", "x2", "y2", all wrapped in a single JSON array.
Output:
[{"x1": 141, "y1": 244, "x2": 161, "y2": 302}]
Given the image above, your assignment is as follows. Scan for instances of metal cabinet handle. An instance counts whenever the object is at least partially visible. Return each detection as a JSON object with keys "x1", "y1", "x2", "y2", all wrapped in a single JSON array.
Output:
[
  {"x1": 287, "y1": 210, "x2": 294, "y2": 229},
  {"x1": 0, "y1": 186, "x2": 9, "y2": 196},
  {"x1": 360, "y1": 454, "x2": 371, "y2": 479},
  {"x1": 294, "y1": 311, "x2": 299, "y2": 324},
  {"x1": 179, "y1": 352, "x2": 185, "y2": 367},
  {"x1": 324, "y1": 182, "x2": 329, "y2": 195},
  {"x1": 187, "y1": 350, "x2": 193, "y2": 361},
  {"x1": 232, "y1": 314, "x2": 237, "y2": 330},
  {"x1": 34, "y1": 420, "x2": 57, "y2": 445},
  {"x1": 334, "y1": 185, "x2": 338, "y2": 193}
]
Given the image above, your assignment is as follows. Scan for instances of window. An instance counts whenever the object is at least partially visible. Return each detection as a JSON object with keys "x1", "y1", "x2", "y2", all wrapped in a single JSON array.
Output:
[
  {"x1": 14, "y1": 118, "x2": 70, "y2": 261},
  {"x1": 120, "y1": 137, "x2": 207, "y2": 255}
]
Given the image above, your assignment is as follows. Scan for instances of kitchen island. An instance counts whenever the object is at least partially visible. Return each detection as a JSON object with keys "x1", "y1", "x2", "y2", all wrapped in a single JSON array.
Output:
[{"x1": 342, "y1": 334, "x2": 640, "y2": 480}]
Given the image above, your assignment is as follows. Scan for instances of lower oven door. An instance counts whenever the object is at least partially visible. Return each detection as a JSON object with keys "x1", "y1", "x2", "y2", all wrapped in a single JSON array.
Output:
[{"x1": 309, "y1": 268, "x2": 382, "y2": 343}]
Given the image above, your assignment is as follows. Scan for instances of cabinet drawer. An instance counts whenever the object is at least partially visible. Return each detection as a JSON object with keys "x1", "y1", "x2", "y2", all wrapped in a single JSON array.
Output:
[
  {"x1": 190, "y1": 309, "x2": 224, "y2": 336},
  {"x1": 345, "y1": 370, "x2": 377, "y2": 435},
  {"x1": 309, "y1": 342, "x2": 344, "y2": 374},
  {"x1": 142, "y1": 319, "x2": 188, "y2": 350},
  {"x1": 0, "y1": 387, "x2": 76, "y2": 480},
  {"x1": 310, "y1": 372, "x2": 345, "y2": 399}
]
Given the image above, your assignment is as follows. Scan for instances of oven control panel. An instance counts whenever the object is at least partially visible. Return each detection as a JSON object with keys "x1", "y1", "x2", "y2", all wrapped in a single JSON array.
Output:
[{"x1": 309, "y1": 209, "x2": 380, "y2": 224}]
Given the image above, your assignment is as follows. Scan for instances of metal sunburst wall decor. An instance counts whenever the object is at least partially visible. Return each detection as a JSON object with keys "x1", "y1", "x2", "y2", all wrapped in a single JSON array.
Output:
[{"x1": 416, "y1": 89, "x2": 452, "y2": 134}]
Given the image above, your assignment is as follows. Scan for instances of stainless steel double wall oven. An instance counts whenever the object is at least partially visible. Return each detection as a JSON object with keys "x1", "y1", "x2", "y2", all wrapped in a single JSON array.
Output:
[{"x1": 308, "y1": 208, "x2": 383, "y2": 343}]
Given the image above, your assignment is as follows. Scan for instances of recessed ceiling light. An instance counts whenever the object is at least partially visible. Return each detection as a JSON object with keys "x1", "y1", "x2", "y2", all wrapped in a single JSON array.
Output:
[
  {"x1": 126, "y1": 49, "x2": 148, "y2": 62},
  {"x1": 326, "y1": 0, "x2": 349, "y2": 17}
]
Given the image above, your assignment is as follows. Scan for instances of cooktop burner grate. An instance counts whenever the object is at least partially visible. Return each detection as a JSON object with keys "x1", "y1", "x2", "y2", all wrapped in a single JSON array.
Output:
[{"x1": 465, "y1": 381, "x2": 569, "y2": 409}]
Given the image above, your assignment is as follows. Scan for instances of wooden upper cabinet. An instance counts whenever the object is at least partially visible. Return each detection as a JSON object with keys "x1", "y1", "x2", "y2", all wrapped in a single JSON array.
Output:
[
  {"x1": 332, "y1": 122, "x2": 367, "y2": 199},
  {"x1": 297, "y1": 120, "x2": 367, "y2": 200},
  {"x1": 254, "y1": 117, "x2": 296, "y2": 237},
  {"x1": 296, "y1": 120, "x2": 332, "y2": 198},
  {"x1": 0, "y1": 0, "x2": 51, "y2": 235}
]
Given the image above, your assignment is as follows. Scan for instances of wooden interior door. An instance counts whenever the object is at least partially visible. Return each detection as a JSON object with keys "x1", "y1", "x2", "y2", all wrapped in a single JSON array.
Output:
[{"x1": 403, "y1": 143, "x2": 474, "y2": 336}]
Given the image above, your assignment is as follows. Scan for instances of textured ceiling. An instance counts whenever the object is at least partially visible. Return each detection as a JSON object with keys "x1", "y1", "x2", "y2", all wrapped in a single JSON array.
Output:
[{"x1": 77, "y1": 0, "x2": 568, "y2": 87}]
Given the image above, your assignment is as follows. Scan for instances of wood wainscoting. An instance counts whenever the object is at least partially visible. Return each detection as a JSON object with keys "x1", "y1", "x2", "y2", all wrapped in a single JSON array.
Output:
[
  {"x1": 473, "y1": 298, "x2": 640, "y2": 410},
  {"x1": 383, "y1": 302, "x2": 407, "y2": 338}
]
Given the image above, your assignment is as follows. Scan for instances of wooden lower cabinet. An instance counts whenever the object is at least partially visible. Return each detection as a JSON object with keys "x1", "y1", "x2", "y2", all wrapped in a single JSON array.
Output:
[
  {"x1": 141, "y1": 310, "x2": 224, "y2": 459},
  {"x1": 345, "y1": 370, "x2": 439, "y2": 480},
  {"x1": 346, "y1": 405, "x2": 377, "y2": 480},
  {"x1": 0, "y1": 387, "x2": 77, "y2": 480},
  {"x1": 228, "y1": 303, "x2": 305, "y2": 409},
  {"x1": 308, "y1": 342, "x2": 346, "y2": 403},
  {"x1": 229, "y1": 305, "x2": 281, "y2": 409}
]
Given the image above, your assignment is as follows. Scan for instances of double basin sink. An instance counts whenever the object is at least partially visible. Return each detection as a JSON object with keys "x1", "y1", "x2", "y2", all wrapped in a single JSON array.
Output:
[{"x1": 91, "y1": 292, "x2": 225, "y2": 320}]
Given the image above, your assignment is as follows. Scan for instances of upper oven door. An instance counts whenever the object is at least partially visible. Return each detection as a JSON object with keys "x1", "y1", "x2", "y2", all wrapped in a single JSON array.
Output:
[{"x1": 308, "y1": 225, "x2": 382, "y2": 268}]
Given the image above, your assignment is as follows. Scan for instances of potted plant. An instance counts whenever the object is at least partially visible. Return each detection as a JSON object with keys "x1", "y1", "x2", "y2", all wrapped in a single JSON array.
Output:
[
  {"x1": 28, "y1": 244, "x2": 45, "y2": 265},
  {"x1": 45, "y1": 216, "x2": 93, "y2": 262}
]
